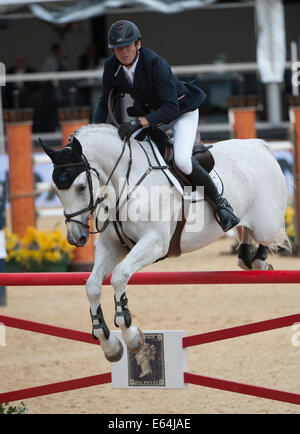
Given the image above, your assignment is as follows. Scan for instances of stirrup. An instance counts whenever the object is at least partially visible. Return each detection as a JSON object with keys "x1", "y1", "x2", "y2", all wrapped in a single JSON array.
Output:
[{"x1": 212, "y1": 197, "x2": 240, "y2": 232}]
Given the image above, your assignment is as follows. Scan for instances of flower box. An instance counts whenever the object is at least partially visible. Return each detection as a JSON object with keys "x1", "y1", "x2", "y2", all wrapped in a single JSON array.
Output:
[
  {"x1": 4, "y1": 227, "x2": 75, "y2": 273},
  {"x1": 5, "y1": 259, "x2": 23, "y2": 273},
  {"x1": 27, "y1": 259, "x2": 69, "y2": 273}
]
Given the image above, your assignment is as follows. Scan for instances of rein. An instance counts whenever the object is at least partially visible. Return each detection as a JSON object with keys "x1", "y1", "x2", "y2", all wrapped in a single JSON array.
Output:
[{"x1": 106, "y1": 88, "x2": 121, "y2": 128}]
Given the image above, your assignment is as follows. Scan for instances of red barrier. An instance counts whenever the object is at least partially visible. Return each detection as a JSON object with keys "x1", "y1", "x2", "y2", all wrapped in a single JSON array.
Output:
[
  {"x1": 1, "y1": 270, "x2": 300, "y2": 286},
  {"x1": 0, "y1": 314, "x2": 105, "y2": 404},
  {"x1": 0, "y1": 373, "x2": 111, "y2": 404},
  {"x1": 184, "y1": 373, "x2": 300, "y2": 406},
  {"x1": 0, "y1": 314, "x2": 99, "y2": 346},
  {"x1": 183, "y1": 313, "x2": 300, "y2": 348},
  {"x1": 182, "y1": 312, "x2": 300, "y2": 405}
]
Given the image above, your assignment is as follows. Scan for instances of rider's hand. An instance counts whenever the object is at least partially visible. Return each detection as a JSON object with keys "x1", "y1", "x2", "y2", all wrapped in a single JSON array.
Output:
[{"x1": 118, "y1": 118, "x2": 142, "y2": 141}]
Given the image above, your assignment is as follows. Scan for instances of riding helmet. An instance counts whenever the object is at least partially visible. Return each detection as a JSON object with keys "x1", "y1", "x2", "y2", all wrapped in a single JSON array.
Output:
[{"x1": 108, "y1": 20, "x2": 141, "y2": 49}]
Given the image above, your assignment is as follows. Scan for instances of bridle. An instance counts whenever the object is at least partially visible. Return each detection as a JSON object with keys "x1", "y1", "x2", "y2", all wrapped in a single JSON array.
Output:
[
  {"x1": 54, "y1": 153, "x2": 102, "y2": 230},
  {"x1": 54, "y1": 136, "x2": 132, "y2": 234}
]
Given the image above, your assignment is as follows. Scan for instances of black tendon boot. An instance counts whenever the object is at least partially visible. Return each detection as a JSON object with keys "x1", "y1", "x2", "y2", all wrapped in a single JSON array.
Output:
[{"x1": 187, "y1": 158, "x2": 240, "y2": 232}]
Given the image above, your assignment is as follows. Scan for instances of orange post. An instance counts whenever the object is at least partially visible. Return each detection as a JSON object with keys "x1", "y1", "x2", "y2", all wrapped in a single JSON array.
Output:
[
  {"x1": 228, "y1": 96, "x2": 257, "y2": 139},
  {"x1": 5, "y1": 110, "x2": 35, "y2": 237},
  {"x1": 289, "y1": 98, "x2": 300, "y2": 248},
  {"x1": 59, "y1": 107, "x2": 94, "y2": 270},
  {"x1": 230, "y1": 108, "x2": 256, "y2": 139},
  {"x1": 294, "y1": 108, "x2": 300, "y2": 244},
  {"x1": 58, "y1": 107, "x2": 90, "y2": 146},
  {"x1": 61, "y1": 120, "x2": 88, "y2": 146}
]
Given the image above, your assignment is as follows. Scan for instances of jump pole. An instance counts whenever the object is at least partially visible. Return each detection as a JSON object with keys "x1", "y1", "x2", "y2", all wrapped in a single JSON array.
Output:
[
  {"x1": 1, "y1": 270, "x2": 300, "y2": 286},
  {"x1": 4, "y1": 108, "x2": 35, "y2": 237},
  {"x1": 58, "y1": 103, "x2": 95, "y2": 271}
]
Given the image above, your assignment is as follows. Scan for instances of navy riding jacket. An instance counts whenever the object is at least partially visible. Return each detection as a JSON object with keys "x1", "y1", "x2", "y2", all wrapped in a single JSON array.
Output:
[{"x1": 92, "y1": 47, "x2": 206, "y2": 126}]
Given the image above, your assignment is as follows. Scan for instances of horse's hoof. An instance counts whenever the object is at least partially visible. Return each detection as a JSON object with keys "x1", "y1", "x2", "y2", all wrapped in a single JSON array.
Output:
[
  {"x1": 104, "y1": 337, "x2": 124, "y2": 363},
  {"x1": 267, "y1": 263, "x2": 274, "y2": 270},
  {"x1": 127, "y1": 327, "x2": 145, "y2": 354},
  {"x1": 237, "y1": 258, "x2": 252, "y2": 271}
]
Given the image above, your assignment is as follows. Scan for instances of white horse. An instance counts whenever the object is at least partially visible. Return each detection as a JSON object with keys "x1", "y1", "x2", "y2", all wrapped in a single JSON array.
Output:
[{"x1": 41, "y1": 123, "x2": 290, "y2": 362}]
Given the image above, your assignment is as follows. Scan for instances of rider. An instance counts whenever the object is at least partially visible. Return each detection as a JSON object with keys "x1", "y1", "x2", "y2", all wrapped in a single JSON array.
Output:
[{"x1": 92, "y1": 20, "x2": 240, "y2": 232}]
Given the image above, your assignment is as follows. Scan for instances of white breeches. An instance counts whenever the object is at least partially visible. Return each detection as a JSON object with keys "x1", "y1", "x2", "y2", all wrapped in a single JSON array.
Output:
[{"x1": 161, "y1": 109, "x2": 199, "y2": 175}]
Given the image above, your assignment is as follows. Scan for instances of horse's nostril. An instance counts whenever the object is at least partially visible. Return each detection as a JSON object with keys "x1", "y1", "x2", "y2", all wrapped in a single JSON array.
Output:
[{"x1": 79, "y1": 236, "x2": 87, "y2": 244}]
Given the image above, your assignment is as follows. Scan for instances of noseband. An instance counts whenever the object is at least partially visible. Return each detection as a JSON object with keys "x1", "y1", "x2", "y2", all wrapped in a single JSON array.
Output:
[{"x1": 54, "y1": 154, "x2": 101, "y2": 230}]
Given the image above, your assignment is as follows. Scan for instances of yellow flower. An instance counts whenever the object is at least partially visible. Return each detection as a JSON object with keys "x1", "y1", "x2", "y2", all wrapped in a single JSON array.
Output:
[
  {"x1": 285, "y1": 206, "x2": 295, "y2": 225},
  {"x1": 4, "y1": 226, "x2": 76, "y2": 266},
  {"x1": 4, "y1": 228, "x2": 21, "y2": 262},
  {"x1": 287, "y1": 223, "x2": 295, "y2": 239}
]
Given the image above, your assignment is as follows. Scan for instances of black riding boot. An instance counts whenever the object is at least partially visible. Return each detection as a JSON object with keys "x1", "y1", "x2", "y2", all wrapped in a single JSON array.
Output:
[{"x1": 187, "y1": 158, "x2": 240, "y2": 232}]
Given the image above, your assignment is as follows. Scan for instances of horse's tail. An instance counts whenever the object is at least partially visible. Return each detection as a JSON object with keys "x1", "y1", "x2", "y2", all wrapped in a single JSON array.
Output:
[
  {"x1": 257, "y1": 139, "x2": 292, "y2": 253},
  {"x1": 268, "y1": 225, "x2": 292, "y2": 254}
]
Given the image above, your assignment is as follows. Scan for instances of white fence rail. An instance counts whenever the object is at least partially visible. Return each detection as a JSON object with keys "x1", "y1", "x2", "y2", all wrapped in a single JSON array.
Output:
[{"x1": 4, "y1": 61, "x2": 293, "y2": 83}]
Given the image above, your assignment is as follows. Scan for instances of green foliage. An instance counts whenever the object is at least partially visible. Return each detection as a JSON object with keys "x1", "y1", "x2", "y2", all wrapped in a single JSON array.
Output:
[{"x1": 0, "y1": 401, "x2": 27, "y2": 414}]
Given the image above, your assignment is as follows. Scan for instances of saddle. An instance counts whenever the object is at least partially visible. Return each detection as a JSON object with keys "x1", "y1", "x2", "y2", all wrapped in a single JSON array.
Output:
[
  {"x1": 135, "y1": 127, "x2": 215, "y2": 188},
  {"x1": 135, "y1": 127, "x2": 215, "y2": 259}
]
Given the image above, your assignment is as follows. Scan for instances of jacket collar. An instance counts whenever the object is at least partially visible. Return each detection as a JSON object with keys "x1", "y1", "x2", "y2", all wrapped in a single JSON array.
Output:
[
  {"x1": 113, "y1": 48, "x2": 146, "y2": 92},
  {"x1": 132, "y1": 51, "x2": 145, "y2": 91}
]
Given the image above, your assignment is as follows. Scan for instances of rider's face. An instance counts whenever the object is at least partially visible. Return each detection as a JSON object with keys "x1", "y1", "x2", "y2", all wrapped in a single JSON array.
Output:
[{"x1": 114, "y1": 40, "x2": 141, "y2": 68}]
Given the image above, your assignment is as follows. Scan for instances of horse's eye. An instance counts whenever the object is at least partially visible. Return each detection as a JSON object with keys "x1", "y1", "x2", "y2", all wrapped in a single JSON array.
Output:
[{"x1": 77, "y1": 184, "x2": 86, "y2": 193}]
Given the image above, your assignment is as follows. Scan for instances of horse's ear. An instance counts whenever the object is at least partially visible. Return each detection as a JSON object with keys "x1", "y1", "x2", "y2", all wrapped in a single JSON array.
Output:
[
  {"x1": 39, "y1": 138, "x2": 56, "y2": 163},
  {"x1": 71, "y1": 136, "x2": 82, "y2": 159}
]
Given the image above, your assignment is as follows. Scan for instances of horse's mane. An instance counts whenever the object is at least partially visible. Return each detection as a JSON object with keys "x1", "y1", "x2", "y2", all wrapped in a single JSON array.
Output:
[{"x1": 74, "y1": 123, "x2": 119, "y2": 145}]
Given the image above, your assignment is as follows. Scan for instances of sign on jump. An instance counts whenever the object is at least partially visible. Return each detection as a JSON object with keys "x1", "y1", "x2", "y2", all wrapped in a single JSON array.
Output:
[{"x1": 112, "y1": 330, "x2": 187, "y2": 389}]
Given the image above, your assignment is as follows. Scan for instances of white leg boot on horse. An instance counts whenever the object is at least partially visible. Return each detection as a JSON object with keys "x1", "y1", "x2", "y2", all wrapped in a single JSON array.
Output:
[
  {"x1": 237, "y1": 227, "x2": 274, "y2": 271},
  {"x1": 110, "y1": 231, "x2": 165, "y2": 354},
  {"x1": 237, "y1": 227, "x2": 255, "y2": 270},
  {"x1": 86, "y1": 239, "x2": 127, "y2": 362},
  {"x1": 251, "y1": 245, "x2": 274, "y2": 270}
]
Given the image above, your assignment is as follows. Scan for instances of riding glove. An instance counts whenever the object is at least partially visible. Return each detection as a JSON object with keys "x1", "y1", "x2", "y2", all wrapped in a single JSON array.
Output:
[{"x1": 118, "y1": 118, "x2": 142, "y2": 141}]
